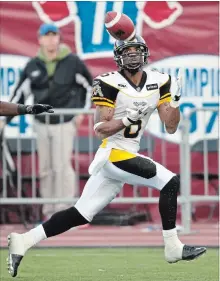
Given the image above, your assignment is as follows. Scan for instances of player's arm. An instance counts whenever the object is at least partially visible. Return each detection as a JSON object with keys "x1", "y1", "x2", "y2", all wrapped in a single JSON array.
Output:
[
  {"x1": 0, "y1": 101, "x2": 53, "y2": 116},
  {"x1": 157, "y1": 74, "x2": 180, "y2": 134},
  {"x1": 94, "y1": 105, "x2": 125, "y2": 140},
  {"x1": 92, "y1": 78, "x2": 125, "y2": 139},
  {"x1": 0, "y1": 101, "x2": 23, "y2": 116},
  {"x1": 157, "y1": 102, "x2": 180, "y2": 134}
]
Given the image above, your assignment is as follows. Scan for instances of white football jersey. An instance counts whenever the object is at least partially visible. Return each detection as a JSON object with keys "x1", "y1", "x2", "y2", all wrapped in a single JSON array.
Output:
[{"x1": 92, "y1": 69, "x2": 172, "y2": 153}]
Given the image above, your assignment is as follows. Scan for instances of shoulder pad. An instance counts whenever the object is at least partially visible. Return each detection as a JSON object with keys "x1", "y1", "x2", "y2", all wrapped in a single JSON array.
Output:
[
  {"x1": 150, "y1": 67, "x2": 163, "y2": 73},
  {"x1": 95, "y1": 71, "x2": 118, "y2": 84},
  {"x1": 95, "y1": 71, "x2": 117, "y2": 79},
  {"x1": 92, "y1": 73, "x2": 119, "y2": 107},
  {"x1": 148, "y1": 68, "x2": 169, "y2": 87}
]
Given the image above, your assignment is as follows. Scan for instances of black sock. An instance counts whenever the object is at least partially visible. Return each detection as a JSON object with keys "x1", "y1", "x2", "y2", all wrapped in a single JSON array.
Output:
[
  {"x1": 43, "y1": 207, "x2": 89, "y2": 237},
  {"x1": 159, "y1": 176, "x2": 180, "y2": 230}
]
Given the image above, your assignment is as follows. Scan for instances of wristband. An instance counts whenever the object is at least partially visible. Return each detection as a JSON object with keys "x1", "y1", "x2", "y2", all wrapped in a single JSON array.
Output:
[
  {"x1": 93, "y1": 122, "x2": 104, "y2": 131},
  {"x1": 170, "y1": 100, "x2": 180, "y2": 108},
  {"x1": 17, "y1": 104, "x2": 27, "y2": 115}
]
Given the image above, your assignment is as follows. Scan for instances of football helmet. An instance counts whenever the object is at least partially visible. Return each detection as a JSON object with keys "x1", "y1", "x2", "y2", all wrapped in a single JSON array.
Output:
[{"x1": 114, "y1": 35, "x2": 150, "y2": 73}]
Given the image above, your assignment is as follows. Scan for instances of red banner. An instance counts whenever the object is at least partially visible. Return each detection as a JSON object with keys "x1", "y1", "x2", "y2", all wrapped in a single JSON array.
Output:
[{"x1": 0, "y1": 1, "x2": 218, "y2": 77}]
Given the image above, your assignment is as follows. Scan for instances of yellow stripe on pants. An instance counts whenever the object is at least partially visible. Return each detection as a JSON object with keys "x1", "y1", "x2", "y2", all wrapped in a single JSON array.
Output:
[{"x1": 109, "y1": 149, "x2": 136, "y2": 163}]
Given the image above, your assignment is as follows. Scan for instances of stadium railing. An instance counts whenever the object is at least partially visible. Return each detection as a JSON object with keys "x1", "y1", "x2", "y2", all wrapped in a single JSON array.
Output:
[
  {"x1": 179, "y1": 107, "x2": 219, "y2": 233},
  {"x1": 0, "y1": 107, "x2": 219, "y2": 233}
]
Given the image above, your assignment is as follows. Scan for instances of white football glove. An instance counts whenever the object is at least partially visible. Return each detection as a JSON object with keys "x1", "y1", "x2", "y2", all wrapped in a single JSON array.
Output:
[
  {"x1": 170, "y1": 69, "x2": 183, "y2": 108},
  {"x1": 122, "y1": 103, "x2": 153, "y2": 127}
]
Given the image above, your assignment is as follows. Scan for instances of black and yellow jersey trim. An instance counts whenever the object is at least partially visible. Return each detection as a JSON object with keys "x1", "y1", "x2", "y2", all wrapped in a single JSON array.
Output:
[
  {"x1": 157, "y1": 95, "x2": 172, "y2": 106},
  {"x1": 91, "y1": 96, "x2": 114, "y2": 104},
  {"x1": 93, "y1": 101, "x2": 115, "y2": 108},
  {"x1": 91, "y1": 78, "x2": 119, "y2": 107},
  {"x1": 157, "y1": 75, "x2": 172, "y2": 106},
  {"x1": 91, "y1": 96, "x2": 115, "y2": 107},
  {"x1": 160, "y1": 75, "x2": 171, "y2": 97}
]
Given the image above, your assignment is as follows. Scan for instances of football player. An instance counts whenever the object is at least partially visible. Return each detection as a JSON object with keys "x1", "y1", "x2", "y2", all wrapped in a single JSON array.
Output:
[
  {"x1": 0, "y1": 101, "x2": 53, "y2": 116},
  {"x1": 7, "y1": 36, "x2": 206, "y2": 277}
]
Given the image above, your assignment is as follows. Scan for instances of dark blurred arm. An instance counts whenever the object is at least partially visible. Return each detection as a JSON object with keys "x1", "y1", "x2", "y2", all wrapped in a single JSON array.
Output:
[
  {"x1": 0, "y1": 102, "x2": 53, "y2": 116},
  {"x1": 0, "y1": 101, "x2": 20, "y2": 116}
]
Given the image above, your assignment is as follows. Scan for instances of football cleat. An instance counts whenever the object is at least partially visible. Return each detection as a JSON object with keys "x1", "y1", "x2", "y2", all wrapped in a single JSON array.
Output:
[
  {"x1": 7, "y1": 233, "x2": 25, "y2": 277},
  {"x1": 182, "y1": 245, "x2": 207, "y2": 261},
  {"x1": 165, "y1": 244, "x2": 206, "y2": 264}
]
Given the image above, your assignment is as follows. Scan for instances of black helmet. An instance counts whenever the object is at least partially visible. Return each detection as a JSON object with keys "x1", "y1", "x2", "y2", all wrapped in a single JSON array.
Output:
[{"x1": 114, "y1": 35, "x2": 150, "y2": 73}]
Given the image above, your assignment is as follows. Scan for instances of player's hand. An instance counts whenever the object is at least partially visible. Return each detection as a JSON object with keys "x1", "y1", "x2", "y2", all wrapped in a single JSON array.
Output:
[
  {"x1": 25, "y1": 104, "x2": 54, "y2": 115},
  {"x1": 170, "y1": 69, "x2": 183, "y2": 108},
  {"x1": 122, "y1": 103, "x2": 152, "y2": 126}
]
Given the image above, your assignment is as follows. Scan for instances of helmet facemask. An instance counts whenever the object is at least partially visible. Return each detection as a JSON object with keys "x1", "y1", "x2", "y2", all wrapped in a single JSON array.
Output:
[
  {"x1": 114, "y1": 36, "x2": 150, "y2": 74},
  {"x1": 119, "y1": 46, "x2": 147, "y2": 73}
]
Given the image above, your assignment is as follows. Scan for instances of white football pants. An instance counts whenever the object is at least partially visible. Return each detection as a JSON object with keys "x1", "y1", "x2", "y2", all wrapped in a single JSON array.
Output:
[{"x1": 75, "y1": 149, "x2": 175, "y2": 222}]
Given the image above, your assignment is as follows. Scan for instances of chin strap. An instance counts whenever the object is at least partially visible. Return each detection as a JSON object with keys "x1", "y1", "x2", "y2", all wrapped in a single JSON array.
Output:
[{"x1": 125, "y1": 65, "x2": 141, "y2": 75}]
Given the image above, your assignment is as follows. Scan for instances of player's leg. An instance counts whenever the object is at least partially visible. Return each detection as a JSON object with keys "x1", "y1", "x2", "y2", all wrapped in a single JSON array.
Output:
[
  {"x1": 101, "y1": 149, "x2": 206, "y2": 263},
  {"x1": 7, "y1": 172, "x2": 123, "y2": 277}
]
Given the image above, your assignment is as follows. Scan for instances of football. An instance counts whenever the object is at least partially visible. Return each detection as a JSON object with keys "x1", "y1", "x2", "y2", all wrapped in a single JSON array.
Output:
[{"x1": 105, "y1": 11, "x2": 136, "y2": 41}]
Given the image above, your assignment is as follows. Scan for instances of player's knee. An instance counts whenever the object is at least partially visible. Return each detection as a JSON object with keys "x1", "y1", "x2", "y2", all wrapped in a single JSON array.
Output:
[
  {"x1": 72, "y1": 207, "x2": 90, "y2": 225},
  {"x1": 134, "y1": 157, "x2": 157, "y2": 178},
  {"x1": 160, "y1": 175, "x2": 180, "y2": 195},
  {"x1": 75, "y1": 203, "x2": 94, "y2": 223},
  {"x1": 144, "y1": 159, "x2": 157, "y2": 178}
]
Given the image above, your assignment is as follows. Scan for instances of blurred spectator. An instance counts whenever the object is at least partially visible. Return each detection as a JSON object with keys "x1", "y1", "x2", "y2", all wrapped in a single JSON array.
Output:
[{"x1": 10, "y1": 23, "x2": 93, "y2": 220}]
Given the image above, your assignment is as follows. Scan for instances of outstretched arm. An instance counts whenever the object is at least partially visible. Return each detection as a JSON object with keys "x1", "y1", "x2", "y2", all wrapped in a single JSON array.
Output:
[
  {"x1": 157, "y1": 69, "x2": 182, "y2": 134},
  {"x1": 0, "y1": 101, "x2": 22, "y2": 116},
  {"x1": 0, "y1": 101, "x2": 53, "y2": 116},
  {"x1": 157, "y1": 102, "x2": 180, "y2": 134}
]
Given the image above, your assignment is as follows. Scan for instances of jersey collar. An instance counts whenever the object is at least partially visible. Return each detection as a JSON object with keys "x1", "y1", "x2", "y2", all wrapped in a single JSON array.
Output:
[{"x1": 119, "y1": 70, "x2": 147, "y2": 92}]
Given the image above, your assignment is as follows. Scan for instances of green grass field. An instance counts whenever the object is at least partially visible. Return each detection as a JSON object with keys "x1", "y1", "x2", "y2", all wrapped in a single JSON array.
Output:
[{"x1": 0, "y1": 248, "x2": 219, "y2": 281}]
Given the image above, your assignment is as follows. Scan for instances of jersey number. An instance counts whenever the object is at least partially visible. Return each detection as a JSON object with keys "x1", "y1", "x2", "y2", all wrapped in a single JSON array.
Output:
[{"x1": 124, "y1": 120, "x2": 142, "y2": 138}]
